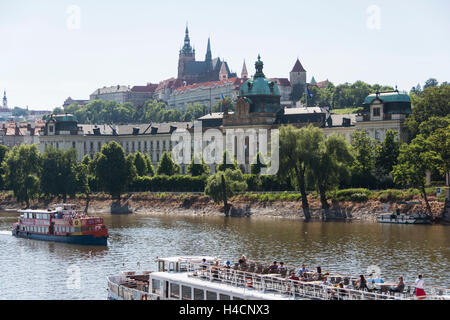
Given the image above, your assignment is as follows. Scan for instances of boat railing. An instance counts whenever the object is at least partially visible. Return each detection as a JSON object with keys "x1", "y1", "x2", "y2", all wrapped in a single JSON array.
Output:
[
  {"x1": 107, "y1": 276, "x2": 156, "y2": 301},
  {"x1": 185, "y1": 262, "x2": 449, "y2": 300}
]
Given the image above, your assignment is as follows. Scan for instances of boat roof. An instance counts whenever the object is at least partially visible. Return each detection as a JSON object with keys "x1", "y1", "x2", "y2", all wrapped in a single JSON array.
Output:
[
  {"x1": 157, "y1": 256, "x2": 217, "y2": 264},
  {"x1": 18, "y1": 209, "x2": 57, "y2": 214},
  {"x1": 150, "y1": 271, "x2": 294, "y2": 300}
]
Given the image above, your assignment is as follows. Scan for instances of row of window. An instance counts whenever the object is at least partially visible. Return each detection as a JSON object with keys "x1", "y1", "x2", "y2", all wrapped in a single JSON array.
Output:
[
  {"x1": 23, "y1": 212, "x2": 50, "y2": 220},
  {"x1": 151, "y1": 279, "x2": 243, "y2": 300},
  {"x1": 22, "y1": 226, "x2": 48, "y2": 233}
]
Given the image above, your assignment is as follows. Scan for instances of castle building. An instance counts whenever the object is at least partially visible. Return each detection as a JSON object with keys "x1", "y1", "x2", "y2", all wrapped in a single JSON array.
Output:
[{"x1": 177, "y1": 25, "x2": 236, "y2": 85}]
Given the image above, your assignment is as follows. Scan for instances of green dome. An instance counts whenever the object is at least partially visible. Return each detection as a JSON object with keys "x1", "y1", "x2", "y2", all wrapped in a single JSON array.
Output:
[
  {"x1": 364, "y1": 92, "x2": 411, "y2": 105},
  {"x1": 52, "y1": 114, "x2": 78, "y2": 123},
  {"x1": 239, "y1": 55, "x2": 281, "y2": 97}
]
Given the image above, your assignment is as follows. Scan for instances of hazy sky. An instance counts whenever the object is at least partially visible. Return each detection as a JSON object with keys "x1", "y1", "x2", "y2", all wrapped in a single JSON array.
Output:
[{"x1": 1, "y1": 0, "x2": 449, "y2": 109}]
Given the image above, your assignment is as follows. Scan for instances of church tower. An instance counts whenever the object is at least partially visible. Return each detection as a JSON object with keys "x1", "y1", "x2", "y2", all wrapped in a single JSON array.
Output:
[
  {"x1": 178, "y1": 24, "x2": 196, "y2": 79},
  {"x1": 289, "y1": 58, "x2": 307, "y2": 86},
  {"x1": 205, "y1": 37, "x2": 212, "y2": 66},
  {"x1": 219, "y1": 61, "x2": 228, "y2": 81},
  {"x1": 241, "y1": 60, "x2": 248, "y2": 79},
  {"x1": 2, "y1": 90, "x2": 7, "y2": 109}
]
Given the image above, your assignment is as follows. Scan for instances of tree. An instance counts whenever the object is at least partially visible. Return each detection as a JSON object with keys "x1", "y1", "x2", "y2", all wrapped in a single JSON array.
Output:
[
  {"x1": 93, "y1": 141, "x2": 132, "y2": 200},
  {"x1": 187, "y1": 154, "x2": 210, "y2": 176},
  {"x1": 375, "y1": 130, "x2": 401, "y2": 177},
  {"x1": 212, "y1": 97, "x2": 236, "y2": 113},
  {"x1": 3, "y1": 145, "x2": 41, "y2": 207},
  {"x1": 143, "y1": 153, "x2": 154, "y2": 176},
  {"x1": 279, "y1": 125, "x2": 323, "y2": 220},
  {"x1": 204, "y1": 168, "x2": 247, "y2": 216},
  {"x1": 133, "y1": 152, "x2": 148, "y2": 177},
  {"x1": 250, "y1": 152, "x2": 267, "y2": 175},
  {"x1": 428, "y1": 125, "x2": 450, "y2": 186},
  {"x1": 216, "y1": 151, "x2": 238, "y2": 172},
  {"x1": 350, "y1": 130, "x2": 378, "y2": 188},
  {"x1": 156, "y1": 151, "x2": 180, "y2": 176},
  {"x1": 308, "y1": 134, "x2": 353, "y2": 211},
  {"x1": 424, "y1": 78, "x2": 439, "y2": 89},
  {"x1": 393, "y1": 135, "x2": 439, "y2": 215},
  {"x1": 0, "y1": 145, "x2": 10, "y2": 190}
]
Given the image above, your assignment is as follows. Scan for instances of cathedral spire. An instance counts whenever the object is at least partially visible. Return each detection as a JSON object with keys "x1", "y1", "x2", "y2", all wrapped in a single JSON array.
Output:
[
  {"x1": 205, "y1": 37, "x2": 212, "y2": 62},
  {"x1": 181, "y1": 23, "x2": 193, "y2": 54},
  {"x1": 241, "y1": 60, "x2": 248, "y2": 79}
]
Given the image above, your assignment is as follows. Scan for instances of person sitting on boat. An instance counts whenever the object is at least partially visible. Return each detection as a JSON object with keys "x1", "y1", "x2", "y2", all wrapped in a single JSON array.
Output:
[
  {"x1": 314, "y1": 266, "x2": 323, "y2": 281},
  {"x1": 356, "y1": 275, "x2": 369, "y2": 291},
  {"x1": 224, "y1": 261, "x2": 231, "y2": 269},
  {"x1": 278, "y1": 262, "x2": 287, "y2": 272},
  {"x1": 297, "y1": 264, "x2": 310, "y2": 277},
  {"x1": 415, "y1": 275, "x2": 426, "y2": 299},
  {"x1": 389, "y1": 276, "x2": 405, "y2": 296},
  {"x1": 238, "y1": 255, "x2": 247, "y2": 265},
  {"x1": 268, "y1": 261, "x2": 279, "y2": 273},
  {"x1": 211, "y1": 261, "x2": 220, "y2": 279},
  {"x1": 200, "y1": 258, "x2": 209, "y2": 271},
  {"x1": 288, "y1": 271, "x2": 300, "y2": 281},
  {"x1": 321, "y1": 276, "x2": 332, "y2": 287}
]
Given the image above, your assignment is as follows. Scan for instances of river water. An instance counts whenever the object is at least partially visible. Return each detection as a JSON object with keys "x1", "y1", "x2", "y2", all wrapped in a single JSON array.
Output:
[{"x1": 0, "y1": 211, "x2": 449, "y2": 299}]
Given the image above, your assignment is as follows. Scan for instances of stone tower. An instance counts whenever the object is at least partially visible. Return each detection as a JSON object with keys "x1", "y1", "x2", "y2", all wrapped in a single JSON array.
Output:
[
  {"x1": 289, "y1": 58, "x2": 307, "y2": 86},
  {"x1": 178, "y1": 24, "x2": 196, "y2": 79},
  {"x1": 241, "y1": 60, "x2": 248, "y2": 79},
  {"x1": 205, "y1": 37, "x2": 212, "y2": 68}
]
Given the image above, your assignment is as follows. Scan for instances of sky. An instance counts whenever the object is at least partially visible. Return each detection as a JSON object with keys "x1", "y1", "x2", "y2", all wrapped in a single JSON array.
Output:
[{"x1": 0, "y1": 0, "x2": 449, "y2": 110}]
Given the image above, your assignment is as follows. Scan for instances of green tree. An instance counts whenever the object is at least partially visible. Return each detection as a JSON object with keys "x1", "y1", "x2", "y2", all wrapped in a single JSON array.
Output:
[
  {"x1": 393, "y1": 135, "x2": 439, "y2": 215},
  {"x1": 0, "y1": 145, "x2": 10, "y2": 190},
  {"x1": 212, "y1": 96, "x2": 236, "y2": 113},
  {"x1": 93, "y1": 141, "x2": 132, "y2": 200},
  {"x1": 216, "y1": 151, "x2": 238, "y2": 172},
  {"x1": 250, "y1": 152, "x2": 267, "y2": 175},
  {"x1": 350, "y1": 130, "x2": 378, "y2": 188},
  {"x1": 279, "y1": 125, "x2": 322, "y2": 220},
  {"x1": 143, "y1": 153, "x2": 154, "y2": 176},
  {"x1": 156, "y1": 151, "x2": 180, "y2": 176},
  {"x1": 308, "y1": 134, "x2": 353, "y2": 211},
  {"x1": 3, "y1": 145, "x2": 41, "y2": 207},
  {"x1": 187, "y1": 154, "x2": 210, "y2": 176},
  {"x1": 375, "y1": 130, "x2": 401, "y2": 177},
  {"x1": 134, "y1": 152, "x2": 148, "y2": 177},
  {"x1": 428, "y1": 125, "x2": 450, "y2": 185},
  {"x1": 204, "y1": 169, "x2": 247, "y2": 216}
]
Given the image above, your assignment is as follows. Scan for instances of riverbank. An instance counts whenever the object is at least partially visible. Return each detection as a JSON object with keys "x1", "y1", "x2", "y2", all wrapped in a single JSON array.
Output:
[{"x1": 0, "y1": 192, "x2": 445, "y2": 222}]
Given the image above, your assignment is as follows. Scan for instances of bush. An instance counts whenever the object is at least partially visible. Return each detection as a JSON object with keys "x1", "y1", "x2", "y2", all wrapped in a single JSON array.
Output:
[
  {"x1": 334, "y1": 188, "x2": 371, "y2": 201},
  {"x1": 350, "y1": 193, "x2": 369, "y2": 202}
]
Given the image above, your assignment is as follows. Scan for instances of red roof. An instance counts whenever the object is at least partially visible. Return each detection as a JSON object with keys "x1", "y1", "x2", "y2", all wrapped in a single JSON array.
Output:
[{"x1": 291, "y1": 59, "x2": 306, "y2": 73}]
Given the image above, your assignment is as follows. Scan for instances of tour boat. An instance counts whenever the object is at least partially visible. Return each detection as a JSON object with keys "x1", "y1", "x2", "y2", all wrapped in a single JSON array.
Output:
[
  {"x1": 12, "y1": 204, "x2": 108, "y2": 246},
  {"x1": 106, "y1": 256, "x2": 450, "y2": 300}
]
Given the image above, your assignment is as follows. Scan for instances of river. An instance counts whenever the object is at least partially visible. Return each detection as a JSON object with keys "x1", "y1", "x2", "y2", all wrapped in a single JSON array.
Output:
[{"x1": 0, "y1": 211, "x2": 449, "y2": 299}]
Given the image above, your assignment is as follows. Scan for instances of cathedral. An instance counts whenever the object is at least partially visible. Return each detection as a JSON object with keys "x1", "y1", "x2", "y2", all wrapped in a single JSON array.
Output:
[{"x1": 177, "y1": 25, "x2": 236, "y2": 84}]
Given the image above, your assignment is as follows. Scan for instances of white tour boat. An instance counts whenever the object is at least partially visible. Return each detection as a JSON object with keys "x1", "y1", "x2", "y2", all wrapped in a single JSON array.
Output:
[{"x1": 107, "y1": 256, "x2": 450, "y2": 301}]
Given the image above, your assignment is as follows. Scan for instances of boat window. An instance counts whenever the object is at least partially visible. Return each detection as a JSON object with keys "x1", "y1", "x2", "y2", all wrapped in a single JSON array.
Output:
[
  {"x1": 182, "y1": 285, "x2": 192, "y2": 300},
  {"x1": 170, "y1": 283, "x2": 180, "y2": 299},
  {"x1": 151, "y1": 279, "x2": 160, "y2": 295},
  {"x1": 206, "y1": 291, "x2": 217, "y2": 300},
  {"x1": 219, "y1": 294, "x2": 231, "y2": 300},
  {"x1": 193, "y1": 288, "x2": 204, "y2": 300},
  {"x1": 232, "y1": 296, "x2": 244, "y2": 300}
]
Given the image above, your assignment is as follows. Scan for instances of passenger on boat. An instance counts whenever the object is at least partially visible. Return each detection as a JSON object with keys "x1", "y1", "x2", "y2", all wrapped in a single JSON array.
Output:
[
  {"x1": 356, "y1": 275, "x2": 369, "y2": 291},
  {"x1": 268, "y1": 261, "x2": 278, "y2": 273},
  {"x1": 288, "y1": 271, "x2": 300, "y2": 281},
  {"x1": 211, "y1": 261, "x2": 220, "y2": 279},
  {"x1": 224, "y1": 261, "x2": 231, "y2": 269},
  {"x1": 389, "y1": 276, "x2": 405, "y2": 295},
  {"x1": 278, "y1": 262, "x2": 287, "y2": 272},
  {"x1": 200, "y1": 258, "x2": 209, "y2": 270},
  {"x1": 314, "y1": 266, "x2": 323, "y2": 281},
  {"x1": 297, "y1": 264, "x2": 310, "y2": 277},
  {"x1": 321, "y1": 276, "x2": 332, "y2": 286},
  {"x1": 238, "y1": 255, "x2": 247, "y2": 265},
  {"x1": 415, "y1": 275, "x2": 426, "y2": 299}
]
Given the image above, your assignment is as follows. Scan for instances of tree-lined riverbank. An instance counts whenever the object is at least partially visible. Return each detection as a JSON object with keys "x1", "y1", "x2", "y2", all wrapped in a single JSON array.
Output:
[{"x1": 0, "y1": 191, "x2": 445, "y2": 222}]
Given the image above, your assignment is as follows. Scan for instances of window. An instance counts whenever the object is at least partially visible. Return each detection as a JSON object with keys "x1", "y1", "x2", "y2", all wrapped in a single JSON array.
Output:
[
  {"x1": 49, "y1": 125, "x2": 54, "y2": 133},
  {"x1": 151, "y1": 279, "x2": 161, "y2": 295},
  {"x1": 219, "y1": 294, "x2": 231, "y2": 300},
  {"x1": 138, "y1": 141, "x2": 141, "y2": 151},
  {"x1": 182, "y1": 285, "x2": 192, "y2": 300},
  {"x1": 90, "y1": 142, "x2": 94, "y2": 150},
  {"x1": 72, "y1": 142, "x2": 76, "y2": 149},
  {"x1": 206, "y1": 291, "x2": 217, "y2": 300},
  {"x1": 373, "y1": 107, "x2": 380, "y2": 117},
  {"x1": 170, "y1": 283, "x2": 180, "y2": 299},
  {"x1": 98, "y1": 142, "x2": 101, "y2": 151},
  {"x1": 194, "y1": 288, "x2": 204, "y2": 300}
]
